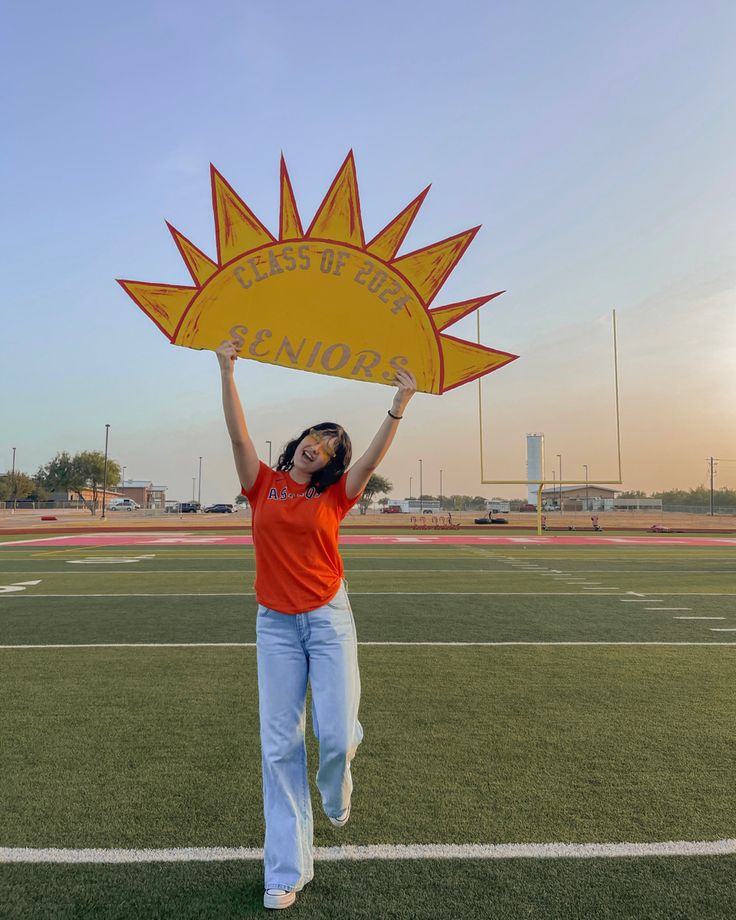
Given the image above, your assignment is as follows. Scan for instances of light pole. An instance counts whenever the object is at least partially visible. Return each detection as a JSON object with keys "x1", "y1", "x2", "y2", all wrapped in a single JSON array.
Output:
[
  {"x1": 409, "y1": 476, "x2": 413, "y2": 500},
  {"x1": 101, "y1": 424, "x2": 110, "y2": 520},
  {"x1": 198, "y1": 456, "x2": 203, "y2": 506},
  {"x1": 583, "y1": 464, "x2": 589, "y2": 511},
  {"x1": 419, "y1": 458, "x2": 423, "y2": 506},
  {"x1": 10, "y1": 447, "x2": 16, "y2": 513},
  {"x1": 266, "y1": 440, "x2": 272, "y2": 467},
  {"x1": 556, "y1": 453, "x2": 563, "y2": 513},
  {"x1": 440, "y1": 469, "x2": 443, "y2": 509},
  {"x1": 551, "y1": 470, "x2": 556, "y2": 511},
  {"x1": 121, "y1": 466, "x2": 126, "y2": 496},
  {"x1": 192, "y1": 477, "x2": 196, "y2": 500}
]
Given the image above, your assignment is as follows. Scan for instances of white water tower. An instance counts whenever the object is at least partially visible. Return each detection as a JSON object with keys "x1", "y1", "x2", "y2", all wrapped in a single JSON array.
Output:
[{"x1": 526, "y1": 433, "x2": 545, "y2": 506}]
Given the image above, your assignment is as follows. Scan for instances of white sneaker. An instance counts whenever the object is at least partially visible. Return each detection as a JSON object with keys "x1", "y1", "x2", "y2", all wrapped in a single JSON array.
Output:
[
  {"x1": 263, "y1": 888, "x2": 296, "y2": 910},
  {"x1": 329, "y1": 803, "x2": 351, "y2": 827}
]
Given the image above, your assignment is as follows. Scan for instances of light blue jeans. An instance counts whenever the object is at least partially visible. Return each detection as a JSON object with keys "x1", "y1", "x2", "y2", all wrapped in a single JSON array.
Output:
[{"x1": 255, "y1": 581, "x2": 363, "y2": 892}]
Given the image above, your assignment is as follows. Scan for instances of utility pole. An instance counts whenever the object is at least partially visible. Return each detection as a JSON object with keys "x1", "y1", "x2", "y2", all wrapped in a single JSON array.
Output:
[
  {"x1": 440, "y1": 469, "x2": 443, "y2": 509},
  {"x1": 409, "y1": 476, "x2": 413, "y2": 500},
  {"x1": 198, "y1": 456, "x2": 203, "y2": 505},
  {"x1": 584, "y1": 464, "x2": 589, "y2": 512},
  {"x1": 419, "y1": 458, "x2": 423, "y2": 505},
  {"x1": 709, "y1": 456, "x2": 715, "y2": 516},
  {"x1": 101, "y1": 424, "x2": 110, "y2": 520},
  {"x1": 192, "y1": 477, "x2": 196, "y2": 501}
]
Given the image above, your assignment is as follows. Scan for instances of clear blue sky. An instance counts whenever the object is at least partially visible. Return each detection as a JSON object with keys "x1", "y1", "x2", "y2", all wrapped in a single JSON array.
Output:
[{"x1": 2, "y1": 0, "x2": 734, "y2": 502}]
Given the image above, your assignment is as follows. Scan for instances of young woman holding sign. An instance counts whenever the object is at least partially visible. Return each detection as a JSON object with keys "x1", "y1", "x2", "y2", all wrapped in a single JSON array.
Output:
[{"x1": 217, "y1": 340, "x2": 416, "y2": 910}]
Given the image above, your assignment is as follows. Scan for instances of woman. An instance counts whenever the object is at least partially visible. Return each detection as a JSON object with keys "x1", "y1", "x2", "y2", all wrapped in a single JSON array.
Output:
[{"x1": 217, "y1": 341, "x2": 416, "y2": 910}]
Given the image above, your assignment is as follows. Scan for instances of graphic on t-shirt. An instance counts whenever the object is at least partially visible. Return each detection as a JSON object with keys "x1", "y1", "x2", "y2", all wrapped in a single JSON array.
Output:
[{"x1": 119, "y1": 152, "x2": 519, "y2": 394}]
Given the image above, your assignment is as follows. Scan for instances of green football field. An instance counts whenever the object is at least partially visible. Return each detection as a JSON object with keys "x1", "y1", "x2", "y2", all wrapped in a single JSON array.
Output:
[{"x1": 1, "y1": 539, "x2": 735, "y2": 919}]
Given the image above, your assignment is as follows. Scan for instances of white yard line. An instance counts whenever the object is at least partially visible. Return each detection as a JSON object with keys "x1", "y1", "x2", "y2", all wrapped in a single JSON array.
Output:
[
  {"x1": 1, "y1": 641, "x2": 735, "y2": 650},
  {"x1": 2, "y1": 839, "x2": 735, "y2": 863},
  {"x1": 674, "y1": 617, "x2": 723, "y2": 620},
  {"x1": 710, "y1": 628, "x2": 736, "y2": 632},
  {"x1": 0, "y1": 591, "x2": 628, "y2": 599},
  {"x1": 2, "y1": 591, "x2": 733, "y2": 599}
]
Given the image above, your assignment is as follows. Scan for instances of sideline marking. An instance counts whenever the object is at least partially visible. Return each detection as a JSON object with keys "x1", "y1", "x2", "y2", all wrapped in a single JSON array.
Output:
[
  {"x1": 2, "y1": 839, "x2": 735, "y2": 863},
  {"x1": 1, "y1": 642, "x2": 735, "y2": 650},
  {"x1": 674, "y1": 616, "x2": 722, "y2": 620}
]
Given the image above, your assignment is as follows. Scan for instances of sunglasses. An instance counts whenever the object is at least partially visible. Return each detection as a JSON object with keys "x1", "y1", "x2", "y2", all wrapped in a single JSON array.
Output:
[{"x1": 307, "y1": 429, "x2": 337, "y2": 460}]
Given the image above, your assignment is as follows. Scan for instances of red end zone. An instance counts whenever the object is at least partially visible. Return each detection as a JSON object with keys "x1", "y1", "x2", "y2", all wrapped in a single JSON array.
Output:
[{"x1": 3, "y1": 533, "x2": 736, "y2": 547}]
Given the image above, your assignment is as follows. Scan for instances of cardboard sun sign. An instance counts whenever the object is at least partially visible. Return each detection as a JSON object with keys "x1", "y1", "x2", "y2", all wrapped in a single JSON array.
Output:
[{"x1": 118, "y1": 153, "x2": 518, "y2": 394}]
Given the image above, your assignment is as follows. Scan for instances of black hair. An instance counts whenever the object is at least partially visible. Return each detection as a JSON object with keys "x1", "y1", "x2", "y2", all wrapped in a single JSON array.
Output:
[{"x1": 276, "y1": 422, "x2": 352, "y2": 493}]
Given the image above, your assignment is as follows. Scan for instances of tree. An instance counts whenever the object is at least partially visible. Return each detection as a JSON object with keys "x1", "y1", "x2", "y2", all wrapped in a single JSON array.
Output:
[
  {"x1": 73, "y1": 451, "x2": 121, "y2": 511},
  {"x1": 235, "y1": 494, "x2": 248, "y2": 505},
  {"x1": 37, "y1": 452, "x2": 84, "y2": 497},
  {"x1": 377, "y1": 496, "x2": 390, "y2": 506},
  {"x1": 0, "y1": 470, "x2": 48, "y2": 502},
  {"x1": 358, "y1": 474, "x2": 392, "y2": 515}
]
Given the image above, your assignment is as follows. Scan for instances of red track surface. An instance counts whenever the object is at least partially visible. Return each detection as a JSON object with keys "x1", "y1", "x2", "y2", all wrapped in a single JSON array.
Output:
[{"x1": 3, "y1": 533, "x2": 736, "y2": 547}]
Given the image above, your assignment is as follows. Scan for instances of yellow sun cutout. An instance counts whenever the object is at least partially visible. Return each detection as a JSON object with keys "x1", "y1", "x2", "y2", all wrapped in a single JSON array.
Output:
[{"x1": 118, "y1": 152, "x2": 518, "y2": 394}]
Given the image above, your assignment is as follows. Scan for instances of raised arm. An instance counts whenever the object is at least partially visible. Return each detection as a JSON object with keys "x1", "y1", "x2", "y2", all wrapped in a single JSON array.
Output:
[
  {"x1": 217, "y1": 341, "x2": 261, "y2": 492},
  {"x1": 345, "y1": 369, "x2": 417, "y2": 500}
]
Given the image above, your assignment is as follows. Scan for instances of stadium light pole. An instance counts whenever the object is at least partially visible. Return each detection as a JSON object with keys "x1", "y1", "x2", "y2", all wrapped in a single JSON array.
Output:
[
  {"x1": 192, "y1": 477, "x2": 196, "y2": 501},
  {"x1": 583, "y1": 464, "x2": 589, "y2": 511},
  {"x1": 419, "y1": 458, "x2": 423, "y2": 504},
  {"x1": 440, "y1": 469, "x2": 443, "y2": 508},
  {"x1": 556, "y1": 453, "x2": 563, "y2": 513},
  {"x1": 10, "y1": 447, "x2": 16, "y2": 513},
  {"x1": 101, "y1": 424, "x2": 110, "y2": 520},
  {"x1": 266, "y1": 440, "x2": 272, "y2": 467},
  {"x1": 409, "y1": 476, "x2": 413, "y2": 500},
  {"x1": 198, "y1": 456, "x2": 203, "y2": 505}
]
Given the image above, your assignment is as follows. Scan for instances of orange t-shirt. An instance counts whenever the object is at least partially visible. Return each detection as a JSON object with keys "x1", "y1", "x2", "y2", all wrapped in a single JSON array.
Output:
[{"x1": 242, "y1": 462, "x2": 362, "y2": 614}]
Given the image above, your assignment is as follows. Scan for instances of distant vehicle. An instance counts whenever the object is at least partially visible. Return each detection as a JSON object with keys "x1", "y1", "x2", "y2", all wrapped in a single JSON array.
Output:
[
  {"x1": 179, "y1": 502, "x2": 201, "y2": 513},
  {"x1": 204, "y1": 503, "x2": 234, "y2": 513},
  {"x1": 422, "y1": 508, "x2": 434, "y2": 514},
  {"x1": 648, "y1": 524, "x2": 672, "y2": 533},
  {"x1": 108, "y1": 498, "x2": 140, "y2": 511},
  {"x1": 381, "y1": 505, "x2": 402, "y2": 514},
  {"x1": 519, "y1": 503, "x2": 537, "y2": 512},
  {"x1": 474, "y1": 513, "x2": 508, "y2": 524}
]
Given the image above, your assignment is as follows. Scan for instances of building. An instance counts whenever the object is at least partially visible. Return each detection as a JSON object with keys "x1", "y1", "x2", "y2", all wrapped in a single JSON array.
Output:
[
  {"x1": 119, "y1": 480, "x2": 168, "y2": 509},
  {"x1": 541, "y1": 484, "x2": 618, "y2": 512}
]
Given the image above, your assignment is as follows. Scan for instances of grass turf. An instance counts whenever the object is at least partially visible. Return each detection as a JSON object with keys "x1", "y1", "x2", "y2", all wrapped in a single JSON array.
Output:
[{"x1": 1, "y1": 542, "x2": 735, "y2": 919}]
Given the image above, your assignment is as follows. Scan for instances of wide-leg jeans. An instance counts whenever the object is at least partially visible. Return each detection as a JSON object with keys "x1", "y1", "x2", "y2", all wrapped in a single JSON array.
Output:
[{"x1": 255, "y1": 581, "x2": 363, "y2": 892}]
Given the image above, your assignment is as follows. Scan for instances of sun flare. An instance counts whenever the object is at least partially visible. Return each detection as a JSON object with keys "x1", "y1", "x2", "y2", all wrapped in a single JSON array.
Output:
[{"x1": 118, "y1": 152, "x2": 518, "y2": 394}]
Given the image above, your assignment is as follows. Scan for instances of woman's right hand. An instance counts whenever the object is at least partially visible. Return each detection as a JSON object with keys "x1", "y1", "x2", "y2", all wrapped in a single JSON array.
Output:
[{"x1": 216, "y1": 340, "x2": 240, "y2": 375}]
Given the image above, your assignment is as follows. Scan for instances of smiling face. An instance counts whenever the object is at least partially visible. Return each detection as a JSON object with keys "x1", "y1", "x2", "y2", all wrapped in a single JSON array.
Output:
[{"x1": 291, "y1": 430, "x2": 338, "y2": 477}]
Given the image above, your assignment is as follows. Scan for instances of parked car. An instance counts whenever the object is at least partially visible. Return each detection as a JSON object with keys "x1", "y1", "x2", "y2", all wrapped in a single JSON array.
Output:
[
  {"x1": 179, "y1": 502, "x2": 201, "y2": 513},
  {"x1": 204, "y1": 503, "x2": 234, "y2": 513},
  {"x1": 490, "y1": 517, "x2": 508, "y2": 524},
  {"x1": 108, "y1": 498, "x2": 140, "y2": 511},
  {"x1": 381, "y1": 505, "x2": 402, "y2": 513}
]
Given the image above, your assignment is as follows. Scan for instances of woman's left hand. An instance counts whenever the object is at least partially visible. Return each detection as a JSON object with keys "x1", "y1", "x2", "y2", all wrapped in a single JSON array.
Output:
[{"x1": 392, "y1": 369, "x2": 417, "y2": 414}]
